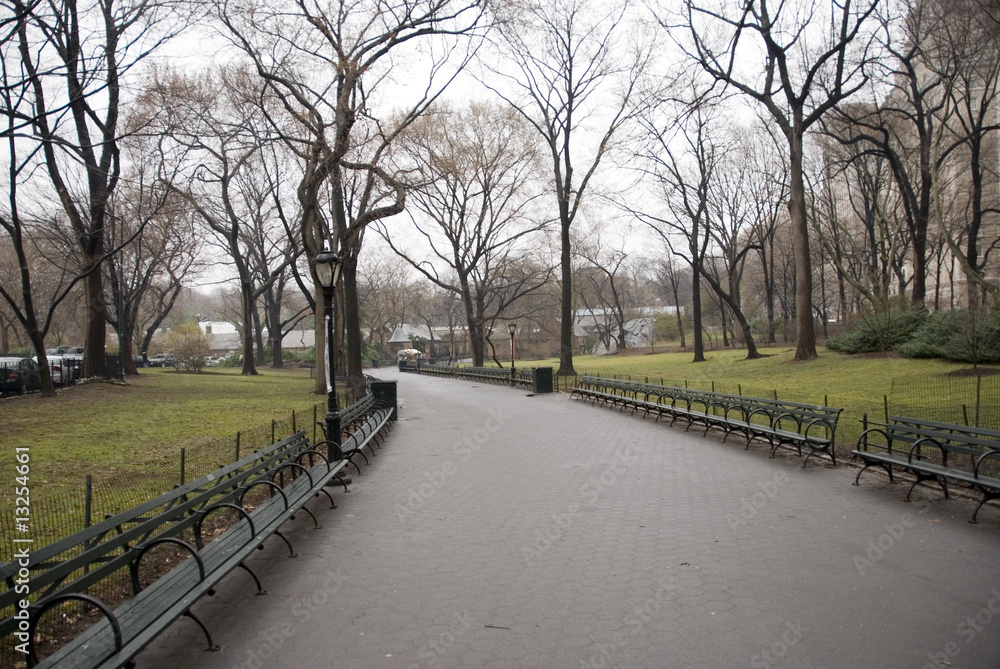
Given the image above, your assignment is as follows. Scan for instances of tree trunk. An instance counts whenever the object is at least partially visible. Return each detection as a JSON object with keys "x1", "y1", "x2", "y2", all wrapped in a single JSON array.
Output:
[
  {"x1": 557, "y1": 218, "x2": 576, "y2": 375},
  {"x1": 788, "y1": 127, "x2": 817, "y2": 360},
  {"x1": 240, "y1": 286, "x2": 258, "y2": 375},
  {"x1": 701, "y1": 269, "x2": 760, "y2": 360},
  {"x1": 253, "y1": 305, "x2": 265, "y2": 365},
  {"x1": 269, "y1": 299, "x2": 285, "y2": 369},
  {"x1": 459, "y1": 274, "x2": 484, "y2": 367},
  {"x1": 82, "y1": 259, "x2": 108, "y2": 378},
  {"x1": 341, "y1": 250, "x2": 366, "y2": 394},
  {"x1": 691, "y1": 261, "x2": 705, "y2": 363}
]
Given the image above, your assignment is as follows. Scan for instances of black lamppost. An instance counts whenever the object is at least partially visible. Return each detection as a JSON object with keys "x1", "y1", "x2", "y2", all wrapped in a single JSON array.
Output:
[
  {"x1": 508, "y1": 321, "x2": 517, "y2": 387},
  {"x1": 314, "y1": 249, "x2": 344, "y2": 461}
]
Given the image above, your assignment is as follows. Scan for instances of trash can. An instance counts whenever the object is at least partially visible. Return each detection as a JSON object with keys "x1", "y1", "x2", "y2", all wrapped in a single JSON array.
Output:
[
  {"x1": 371, "y1": 358, "x2": 379, "y2": 368},
  {"x1": 531, "y1": 367, "x2": 553, "y2": 394},
  {"x1": 370, "y1": 379, "x2": 398, "y2": 419}
]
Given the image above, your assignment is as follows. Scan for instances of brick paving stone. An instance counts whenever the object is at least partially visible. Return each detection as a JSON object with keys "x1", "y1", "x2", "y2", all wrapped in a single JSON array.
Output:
[{"x1": 137, "y1": 368, "x2": 1000, "y2": 669}]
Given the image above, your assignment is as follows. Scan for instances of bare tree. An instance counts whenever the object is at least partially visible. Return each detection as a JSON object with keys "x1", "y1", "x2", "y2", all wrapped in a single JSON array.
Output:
[
  {"x1": 652, "y1": 256, "x2": 689, "y2": 350},
  {"x1": 666, "y1": 0, "x2": 880, "y2": 360},
  {"x1": 627, "y1": 99, "x2": 718, "y2": 362},
  {"x1": 356, "y1": 251, "x2": 415, "y2": 357},
  {"x1": 934, "y1": 0, "x2": 1000, "y2": 306},
  {"x1": 575, "y1": 235, "x2": 633, "y2": 353},
  {"x1": 381, "y1": 102, "x2": 553, "y2": 367},
  {"x1": 5, "y1": 0, "x2": 188, "y2": 377},
  {"x1": 703, "y1": 127, "x2": 763, "y2": 358},
  {"x1": 216, "y1": 0, "x2": 486, "y2": 392},
  {"x1": 484, "y1": 0, "x2": 650, "y2": 375},
  {"x1": 153, "y1": 67, "x2": 295, "y2": 375}
]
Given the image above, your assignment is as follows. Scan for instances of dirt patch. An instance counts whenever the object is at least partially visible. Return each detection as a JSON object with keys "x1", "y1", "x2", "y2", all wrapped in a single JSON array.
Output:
[{"x1": 947, "y1": 367, "x2": 1000, "y2": 378}]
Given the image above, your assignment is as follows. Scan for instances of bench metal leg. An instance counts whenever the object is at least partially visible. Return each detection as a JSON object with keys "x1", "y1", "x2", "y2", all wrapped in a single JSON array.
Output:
[
  {"x1": 970, "y1": 491, "x2": 1000, "y2": 523},
  {"x1": 854, "y1": 462, "x2": 894, "y2": 486},
  {"x1": 316, "y1": 487, "x2": 338, "y2": 508},
  {"x1": 905, "y1": 473, "x2": 948, "y2": 502},
  {"x1": 239, "y1": 561, "x2": 268, "y2": 595},
  {"x1": 298, "y1": 503, "x2": 320, "y2": 528},
  {"x1": 333, "y1": 473, "x2": 350, "y2": 493},
  {"x1": 182, "y1": 610, "x2": 221, "y2": 651},
  {"x1": 274, "y1": 530, "x2": 298, "y2": 558}
]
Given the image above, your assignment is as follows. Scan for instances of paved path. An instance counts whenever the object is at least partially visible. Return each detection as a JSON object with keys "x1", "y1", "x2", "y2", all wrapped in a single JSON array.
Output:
[{"x1": 140, "y1": 368, "x2": 1000, "y2": 669}]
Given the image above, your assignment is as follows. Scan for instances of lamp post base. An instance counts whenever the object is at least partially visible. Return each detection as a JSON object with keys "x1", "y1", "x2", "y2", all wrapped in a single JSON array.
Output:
[{"x1": 324, "y1": 410, "x2": 343, "y2": 461}]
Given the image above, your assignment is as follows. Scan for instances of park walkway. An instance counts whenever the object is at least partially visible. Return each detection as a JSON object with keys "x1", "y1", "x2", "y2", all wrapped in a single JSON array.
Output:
[{"x1": 140, "y1": 368, "x2": 1000, "y2": 668}]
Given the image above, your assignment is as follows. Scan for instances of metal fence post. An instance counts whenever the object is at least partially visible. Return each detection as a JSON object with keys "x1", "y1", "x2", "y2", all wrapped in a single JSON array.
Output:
[
  {"x1": 85, "y1": 475, "x2": 93, "y2": 529},
  {"x1": 179, "y1": 448, "x2": 186, "y2": 486},
  {"x1": 976, "y1": 374, "x2": 982, "y2": 427}
]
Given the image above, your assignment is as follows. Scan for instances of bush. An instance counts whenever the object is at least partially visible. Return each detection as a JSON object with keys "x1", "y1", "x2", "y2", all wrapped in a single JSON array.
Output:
[
  {"x1": 166, "y1": 323, "x2": 210, "y2": 372},
  {"x1": 826, "y1": 306, "x2": 928, "y2": 354},
  {"x1": 897, "y1": 309, "x2": 1000, "y2": 364}
]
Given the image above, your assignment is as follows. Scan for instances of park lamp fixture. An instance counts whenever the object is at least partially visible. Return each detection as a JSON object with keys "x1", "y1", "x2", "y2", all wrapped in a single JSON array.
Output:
[
  {"x1": 314, "y1": 249, "x2": 343, "y2": 289},
  {"x1": 313, "y1": 249, "x2": 344, "y2": 463}
]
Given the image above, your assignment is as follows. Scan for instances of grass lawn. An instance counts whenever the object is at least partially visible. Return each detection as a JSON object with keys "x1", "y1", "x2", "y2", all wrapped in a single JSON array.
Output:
[
  {"x1": 0, "y1": 367, "x2": 327, "y2": 532},
  {"x1": 532, "y1": 345, "x2": 990, "y2": 455}
]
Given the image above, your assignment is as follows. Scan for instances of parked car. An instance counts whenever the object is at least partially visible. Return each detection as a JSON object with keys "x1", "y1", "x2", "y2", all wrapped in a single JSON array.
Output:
[
  {"x1": 148, "y1": 353, "x2": 177, "y2": 368},
  {"x1": 0, "y1": 356, "x2": 42, "y2": 395},
  {"x1": 36, "y1": 355, "x2": 70, "y2": 385}
]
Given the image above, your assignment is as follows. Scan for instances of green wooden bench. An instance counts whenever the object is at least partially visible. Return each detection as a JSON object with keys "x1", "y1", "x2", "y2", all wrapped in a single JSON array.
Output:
[
  {"x1": 853, "y1": 415, "x2": 1000, "y2": 522},
  {"x1": 1, "y1": 392, "x2": 397, "y2": 667},
  {"x1": 0, "y1": 430, "x2": 342, "y2": 667},
  {"x1": 571, "y1": 376, "x2": 842, "y2": 467},
  {"x1": 338, "y1": 395, "x2": 395, "y2": 472}
]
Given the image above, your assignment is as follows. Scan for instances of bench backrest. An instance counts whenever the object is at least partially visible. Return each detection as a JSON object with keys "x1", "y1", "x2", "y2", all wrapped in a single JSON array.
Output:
[
  {"x1": 575, "y1": 375, "x2": 841, "y2": 434},
  {"x1": 0, "y1": 431, "x2": 316, "y2": 639}
]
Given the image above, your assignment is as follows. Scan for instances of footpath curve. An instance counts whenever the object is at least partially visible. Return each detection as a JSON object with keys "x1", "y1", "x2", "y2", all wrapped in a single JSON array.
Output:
[{"x1": 138, "y1": 367, "x2": 1000, "y2": 668}]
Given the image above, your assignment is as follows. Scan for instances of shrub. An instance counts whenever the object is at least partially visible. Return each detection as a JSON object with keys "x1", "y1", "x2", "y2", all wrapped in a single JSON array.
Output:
[
  {"x1": 166, "y1": 323, "x2": 210, "y2": 372},
  {"x1": 897, "y1": 309, "x2": 1000, "y2": 364},
  {"x1": 826, "y1": 306, "x2": 928, "y2": 354}
]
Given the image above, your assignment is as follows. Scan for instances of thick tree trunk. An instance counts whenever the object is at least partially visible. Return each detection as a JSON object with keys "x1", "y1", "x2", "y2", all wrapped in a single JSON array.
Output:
[
  {"x1": 557, "y1": 219, "x2": 576, "y2": 375},
  {"x1": 342, "y1": 251, "x2": 366, "y2": 394},
  {"x1": 691, "y1": 262, "x2": 705, "y2": 363},
  {"x1": 82, "y1": 261, "x2": 108, "y2": 378},
  {"x1": 459, "y1": 275, "x2": 484, "y2": 367},
  {"x1": 253, "y1": 307, "x2": 265, "y2": 366},
  {"x1": 788, "y1": 128, "x2": 817, "y2": 360},
  {"x1": 240, "y1": 284, "x2": 258, "y2": 375}
]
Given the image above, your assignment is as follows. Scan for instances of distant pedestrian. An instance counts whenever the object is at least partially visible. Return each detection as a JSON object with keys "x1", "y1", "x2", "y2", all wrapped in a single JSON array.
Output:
[{"x1": 141, "y1": 351, "x2": 148, "y2": 368}]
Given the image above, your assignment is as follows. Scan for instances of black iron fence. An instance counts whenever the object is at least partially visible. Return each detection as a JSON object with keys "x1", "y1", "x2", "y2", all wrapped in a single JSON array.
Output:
[{"x1": 0, "y1": 404, "x2": 324, "y2": 563}]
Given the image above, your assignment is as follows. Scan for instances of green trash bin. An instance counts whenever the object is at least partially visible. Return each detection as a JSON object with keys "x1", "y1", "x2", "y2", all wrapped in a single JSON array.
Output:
[
  {"x1": 371, "y1": 379, "x2": 398, "y2": 419},
  {"x1": 531, "y1": 367, "x2": 553, "y2": 393}
]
